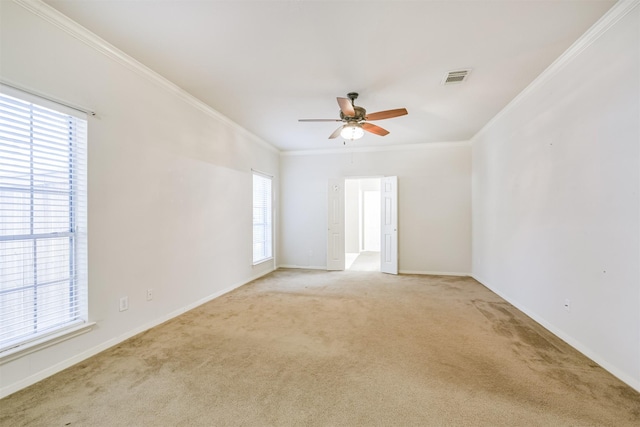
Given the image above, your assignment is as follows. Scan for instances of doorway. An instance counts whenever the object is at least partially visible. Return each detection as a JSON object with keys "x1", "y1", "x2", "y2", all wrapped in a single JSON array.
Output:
[
  {"x1": 345, "y1": 178, "x2": 381, "y2": 271},
  {"x1": 326, "y1": 176, "x2": 397, "y2": 274}
]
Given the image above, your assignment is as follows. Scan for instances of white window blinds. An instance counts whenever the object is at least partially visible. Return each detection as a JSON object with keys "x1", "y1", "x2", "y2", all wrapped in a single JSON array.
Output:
[
  {"x1": 0, "y1": 88, "x2": 88, "y2": 354},
  {"x1": 252, "y1": 172, "x2": 272, "y2": 264}
]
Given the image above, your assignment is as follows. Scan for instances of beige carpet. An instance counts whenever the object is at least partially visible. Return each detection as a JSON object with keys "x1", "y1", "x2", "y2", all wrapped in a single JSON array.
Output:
[{"x1": 1, "y1": 269, "x2": 639, "y2": 426}]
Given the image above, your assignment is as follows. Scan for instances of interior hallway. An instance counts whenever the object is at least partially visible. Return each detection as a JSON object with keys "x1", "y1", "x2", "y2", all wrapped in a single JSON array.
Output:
[{"x1": 346, "y1": 251, "x2": 381, "y2": 271}]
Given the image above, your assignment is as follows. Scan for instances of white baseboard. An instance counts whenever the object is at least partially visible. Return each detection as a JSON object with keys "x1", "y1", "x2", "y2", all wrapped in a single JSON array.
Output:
[
  {"x1": 471, "y1": 274, "x2": 640, "y2": 393},
  {"x1": 277, "y1": 264, "x2": 327, "y2": 270},
  {"x1": 277, "y1": 266, "x2": 470, "y2": 277},
  {"x1": 399, "y1": 270, "x2": 469, "y2": 277},
  {"x1": 0, "y1": 268, "x2": 274, "y2": 399}
]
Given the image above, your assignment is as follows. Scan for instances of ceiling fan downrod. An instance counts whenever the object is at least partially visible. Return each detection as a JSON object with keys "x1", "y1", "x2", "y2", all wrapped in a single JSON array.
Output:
[{"x1": 347, "y1": 92, "x2": 359, "y2": 106}]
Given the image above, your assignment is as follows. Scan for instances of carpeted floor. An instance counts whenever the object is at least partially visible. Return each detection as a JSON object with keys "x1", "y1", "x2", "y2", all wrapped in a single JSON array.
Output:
[{"x1": 1, "y1": 269, "x2": 639, "y2": 426}]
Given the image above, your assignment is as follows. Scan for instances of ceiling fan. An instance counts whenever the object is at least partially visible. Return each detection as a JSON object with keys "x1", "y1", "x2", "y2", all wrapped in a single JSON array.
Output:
[{"x1": 299, "y1": 92, "x2": 408, "y2": 140}]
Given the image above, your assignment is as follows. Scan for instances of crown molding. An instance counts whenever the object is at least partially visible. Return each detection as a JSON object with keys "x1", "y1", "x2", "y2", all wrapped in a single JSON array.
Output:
[
  {"x1": 12, "y1": 0, "x2": 280, "y2": 155},
  {"x1": 471, "y1": 0, "x2": 640, "y2": 143},
  {"x1": 280, "y1": 140, "x2": 470, "y2": 157}
]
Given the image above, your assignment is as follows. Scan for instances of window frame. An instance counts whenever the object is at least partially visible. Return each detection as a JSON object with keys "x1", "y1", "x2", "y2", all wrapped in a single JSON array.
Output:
[
  {"x1": 0, "y1": 85, "x2": 90, "y2": 361},
  {"x1": 252, "y1": 170, "x2": 273, "y2": 265}
]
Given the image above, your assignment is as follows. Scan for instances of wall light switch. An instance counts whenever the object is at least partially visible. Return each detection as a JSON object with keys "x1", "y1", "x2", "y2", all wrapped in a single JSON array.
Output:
[{"x1": 119, "y1": 296, "x2": 129, "y2": 312}]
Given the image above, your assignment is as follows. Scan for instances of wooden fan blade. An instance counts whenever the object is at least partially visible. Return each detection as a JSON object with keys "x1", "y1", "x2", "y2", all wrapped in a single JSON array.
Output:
[
  {"x1": 329, "y1": 125, "x2": 344, "y2": 139},
  {"x1": 298, "y1": 119, "x2": 342, "y2": 122},
  {"x1": 362, "y1": 123, "x2": 389, "y2": 136},
  {"x1": 365, "y1": 108, "x2": 408, "y2": 121},
  {"x1": 337, "y1": 97, "x2": 356, "y2": 117}
]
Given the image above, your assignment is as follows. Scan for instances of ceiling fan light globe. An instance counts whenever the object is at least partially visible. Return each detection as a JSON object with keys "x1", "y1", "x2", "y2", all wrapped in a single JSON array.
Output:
[{"x1": 340, "y1": 124, "x2": 365, "y2": 140}]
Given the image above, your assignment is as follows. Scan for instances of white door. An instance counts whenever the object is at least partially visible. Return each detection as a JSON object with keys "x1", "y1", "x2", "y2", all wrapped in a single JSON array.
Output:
[
  {"x1": 327, "y1": 178, "x2": 345, "y2": 270},
  {"x1": 380, "y1": 176, "x2": 398, "y2": 274}
]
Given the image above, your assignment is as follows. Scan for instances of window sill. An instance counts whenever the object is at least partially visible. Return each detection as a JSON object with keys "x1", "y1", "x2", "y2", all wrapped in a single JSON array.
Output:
[
  {"x1": 0, "y1": 322, "x2": 95, "y2": 365},
  {"x1": 252, "y1": 257, "x2": 273, "y2": 267}
]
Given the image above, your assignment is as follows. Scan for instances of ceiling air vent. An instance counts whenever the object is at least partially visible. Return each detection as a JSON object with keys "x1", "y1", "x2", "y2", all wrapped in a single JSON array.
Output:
[{"x1": 442, "y1": 69, "x2": 471, "y2": 85}]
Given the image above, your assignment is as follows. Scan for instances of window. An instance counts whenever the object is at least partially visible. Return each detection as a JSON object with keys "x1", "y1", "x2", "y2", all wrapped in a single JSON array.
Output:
[
  {"x1": 0, "y1": 87, "x2": 88, "y2": 355},
  {"x1": 252, "y1": 172, "x2": 272, "y2": 264}
]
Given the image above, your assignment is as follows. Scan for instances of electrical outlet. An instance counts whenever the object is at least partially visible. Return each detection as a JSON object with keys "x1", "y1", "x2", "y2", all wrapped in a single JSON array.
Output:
[
  {"x1": 119, "y1": 296, "x2": 129, "y2": 312},
  {"x1": 146, "y1": 288, "x2": 153, "y2": 301},
  {"x1": 564, "y1": 299, "x2": 571, "y2": 312}
]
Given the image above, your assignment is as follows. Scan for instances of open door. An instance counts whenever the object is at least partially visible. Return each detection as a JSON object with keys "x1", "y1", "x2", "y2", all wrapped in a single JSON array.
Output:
[
  {"x1": 327, "y1": 178, "x2": 345, "y2": 270},
  {"x1": 380, "y1": 176, "x2": 398, "y2": 274}
]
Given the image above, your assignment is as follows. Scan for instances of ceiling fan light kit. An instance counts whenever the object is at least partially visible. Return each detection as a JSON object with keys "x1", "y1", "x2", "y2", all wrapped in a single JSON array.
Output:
[
  {"x1": 340, "y1": 123, "x2": 365, "y2": 140},
  {"x1": 299, "y1": 92, "x2": 408, "y2": 141}
]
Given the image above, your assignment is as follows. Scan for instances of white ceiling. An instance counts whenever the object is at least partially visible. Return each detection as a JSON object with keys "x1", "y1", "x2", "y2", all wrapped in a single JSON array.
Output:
[{"x1": 44, "y1": 0, "x2": 615, "y2": 152}]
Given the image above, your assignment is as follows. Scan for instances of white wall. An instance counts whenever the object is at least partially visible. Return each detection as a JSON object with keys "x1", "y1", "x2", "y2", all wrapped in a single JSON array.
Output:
[
  {"x1": 0, "y1": 1, "x2": 279, "y2": 397},
  {"x1": 361, "y1": 178, "x2": 381, "y2": 252},
  {"x1": 279, "y1": 144, "x2": 471, "y2": 274},
  {"x1": 344, "y1": 179, "x2": 360, "y2": 253},
  {"x1": 345, "y1": 178, "x2": 382, "y2": 253},
  {"x1": 472, "y1": 4, "x2": 640, "y2": 391}
]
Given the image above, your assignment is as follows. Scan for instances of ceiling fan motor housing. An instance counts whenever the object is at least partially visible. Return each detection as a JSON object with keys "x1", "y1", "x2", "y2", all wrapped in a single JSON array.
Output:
[{"x1": 340, "y1": 106, "x2": 367, "y2": 122}]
